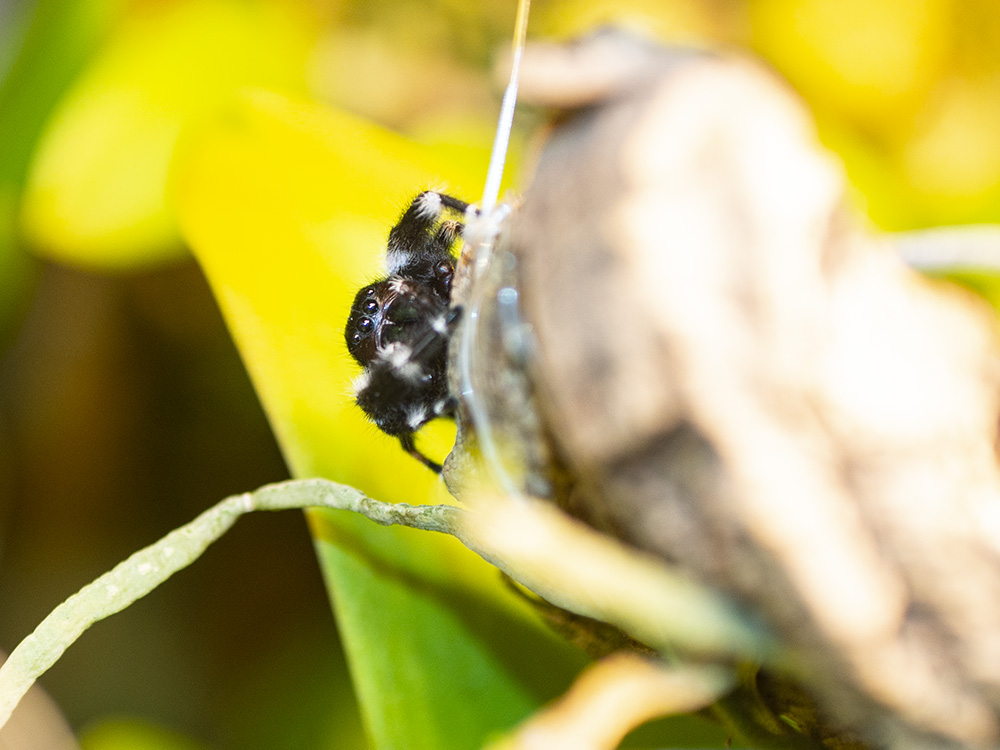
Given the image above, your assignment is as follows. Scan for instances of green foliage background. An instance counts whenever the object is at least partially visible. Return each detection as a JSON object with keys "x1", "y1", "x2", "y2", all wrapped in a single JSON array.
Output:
[{"x1": 1, "y1": 0, "x2": 998, "y2": 748}]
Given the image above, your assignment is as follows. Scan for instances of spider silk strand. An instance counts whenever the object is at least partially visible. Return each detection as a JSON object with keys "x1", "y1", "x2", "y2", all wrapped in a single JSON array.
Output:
[
  {"x1": 457, "y1": 0, "x2": 531, "y2": 499},
  {"x1": 480, "y1": 0, "x2": 529, "y2": 214}
]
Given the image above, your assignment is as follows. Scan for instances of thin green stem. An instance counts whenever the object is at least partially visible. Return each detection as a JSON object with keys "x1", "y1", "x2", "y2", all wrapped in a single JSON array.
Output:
[
  {"x1": 0, "y1": 479, "x2": 459, "y2": 728},
  {"x1": 0, "y1": 478, "x2": 777, "y2": 730}
]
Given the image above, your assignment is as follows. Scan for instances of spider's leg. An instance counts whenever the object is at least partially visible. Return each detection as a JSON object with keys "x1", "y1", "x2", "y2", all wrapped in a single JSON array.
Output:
[
  {"x1": 437, "y1": 192, "x2": 470, "y2": 214},
  {"x1": 433, "y1": 220, "x2": 464, "y2": 248},
  {"x1": 387, "y1": 191, "x2": 470, "y2": 276},
  {"x1": 353, "y1": 321, "x2": 450, "y2": 472},
  {"x1": 399, "y1": 433, "x2": 443, "y2": 474}
]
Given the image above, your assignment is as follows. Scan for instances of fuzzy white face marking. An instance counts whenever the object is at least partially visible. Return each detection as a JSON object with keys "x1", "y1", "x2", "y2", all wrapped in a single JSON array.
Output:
[
  {"x1": 407, "y1": 404, "x2": 429, "y2": 431},
  {"x1": 388, "y1": 278, "x2": 408, "y2": 294},
  {"x1": 383, "y1": 343, "x2": 411, "y2": 367},
  {"x1": 432, "y1": 399, "x2": 447, "y2": 415},
  {"x1": 381, "y1": 343, "x2": 424, "y2": 382},
  {"x1": 415, "y1": 191, "x2": 443, "y2": 219},
  {"x1": 430, "y1": 314, "x2": 448, "y2": 335},
  {"x1": 400, "y1": 362, "x2": 426, "y2": 382}
]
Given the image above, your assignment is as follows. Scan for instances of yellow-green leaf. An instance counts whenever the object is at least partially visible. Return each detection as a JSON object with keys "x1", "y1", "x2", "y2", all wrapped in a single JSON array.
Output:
[
  {"x1": 80, "y1": 718, "x2": 209, "y2": 750},
  {"x1": 20, "y1": 0, "x2": 314, "y2": 269},
  {"x1": 0, "y1": 0, "x2": 127, "y2": 332},
  {"x1": 173, "y1": 89, "x2": 584, "y2": 749},
  {"x1": 749, "y1": 0, "x2": 950, "y2": 133}
]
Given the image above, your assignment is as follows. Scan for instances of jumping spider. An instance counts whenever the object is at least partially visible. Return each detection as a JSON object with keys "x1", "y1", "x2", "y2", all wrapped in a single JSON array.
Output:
[{"x1": 345, "y1": 190, "x2": 470, "y2": 472}]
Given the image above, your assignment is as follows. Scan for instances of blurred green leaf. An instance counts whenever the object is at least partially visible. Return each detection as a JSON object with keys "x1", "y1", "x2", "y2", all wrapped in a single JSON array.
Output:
[
  {"x1": 0, "y1": 0, "x2": 126, "y2": 188},
  {"x1": 0, "y1": 0, "x2": 126, "y2": 339},
  {"x1": 749, "y1": 0, "x2": 951, "y2": 132},
  {"x1": 19, "y1": 0, "x2": 315, "y2": 269},
  {"x1": 0, "y1": 193, "x2": 31, "y2": 345},
  {"x1": 79, "y1": 718, "x2": 209, "y2": 750},
  {"x1": 217, "y1": 622, "x2": 368, "y2": 750},
  {"x1": 174, "y1": 89, "x2": 582, "y2": 749}
]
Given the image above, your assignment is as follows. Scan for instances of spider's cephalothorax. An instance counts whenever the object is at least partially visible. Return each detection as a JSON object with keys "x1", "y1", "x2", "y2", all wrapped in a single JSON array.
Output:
[{"x1": 345, "y1": 190, "x2": 470, "y2": 472}]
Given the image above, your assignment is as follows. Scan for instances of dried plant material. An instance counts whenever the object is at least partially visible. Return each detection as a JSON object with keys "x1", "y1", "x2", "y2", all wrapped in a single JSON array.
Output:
[
  {"x1": 486, "y1": 653, "x2": 732, "y2": 750},
  {"x1": 497, "y1": 31, "x2": 1000, "y2": 749},
  {"x1": 459, "y1": 496, "x2": 775, "y2": 661},
  {"x1": 0, "y1": 478, "x2": 755, "y2": 735}
]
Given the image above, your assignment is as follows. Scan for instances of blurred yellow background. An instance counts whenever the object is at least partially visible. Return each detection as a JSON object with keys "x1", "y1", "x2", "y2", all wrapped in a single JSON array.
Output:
[{"x1": 0, "y1": 0, "x2": 998, "y2": 748}]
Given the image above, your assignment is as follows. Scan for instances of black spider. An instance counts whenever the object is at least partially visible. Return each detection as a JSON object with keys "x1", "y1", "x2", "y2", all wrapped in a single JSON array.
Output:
[{"x1": 345, "y1": 190, "x2": 470, "y2": 472}]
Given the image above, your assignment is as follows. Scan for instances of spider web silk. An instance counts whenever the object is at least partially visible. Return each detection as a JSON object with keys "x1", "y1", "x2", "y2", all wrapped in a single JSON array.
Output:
[
  {"x1": 456, "y1": 0, "x2": 531, "y2": 500},
  {"x1": 480, "y1": 0, "x2": 529, "y2": 214}
]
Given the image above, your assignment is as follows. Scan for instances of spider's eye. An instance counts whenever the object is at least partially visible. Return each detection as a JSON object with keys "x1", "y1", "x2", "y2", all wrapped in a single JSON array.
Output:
[
  {"x1": 363, "y1": 299, "x2": 379, "y2": 314},
  {"x1": 364, "y1": 287, "x2": 376, "y2": 297},
  {"x1": 351, "y1": 331, "x2": 362, "y2": 345},
  {"x1": 358, "y1": 317, "x2": 374, "y2": 333},
  {"x1": 435, "y1": 261, "x2": 452, "y2": 277}
]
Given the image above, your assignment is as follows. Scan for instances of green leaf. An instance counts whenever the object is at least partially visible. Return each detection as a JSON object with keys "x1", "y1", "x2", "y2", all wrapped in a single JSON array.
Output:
[
  {"x1": 18, "y1": 0, "x2": 315, "y2": 269},
  {"x1": 0, "y1": 0, "x2": 126, "y2": 338},
  {"x1": 173, "y1": 89, "x2": 584, "y2": 749},
  {"x1": 80, "y1": 718, "x2": 209, "y2": 750},
  {"x1": 0, "y1": 0, "x2": 127, "y2": 189}
]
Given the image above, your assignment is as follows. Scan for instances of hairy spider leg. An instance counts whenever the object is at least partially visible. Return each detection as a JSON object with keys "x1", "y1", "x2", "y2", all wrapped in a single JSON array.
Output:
[
  {"x1": 398, "y1": 433, "x2": 443, "y2": 474},
  {"x1": 396, "y1": 309, "x2": 465, "y2": 472},
  {"x1": 386, "y1": 191, "x2": 470, "y2": 277}
]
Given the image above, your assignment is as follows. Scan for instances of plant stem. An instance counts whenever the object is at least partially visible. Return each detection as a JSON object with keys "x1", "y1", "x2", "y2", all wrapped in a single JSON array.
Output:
[
  {"x1": 0, "y1": 479, "x2": 458, "y2": 728},
  {"x1": 0, "y1": 478, "x2": 776, "y2": 729}
]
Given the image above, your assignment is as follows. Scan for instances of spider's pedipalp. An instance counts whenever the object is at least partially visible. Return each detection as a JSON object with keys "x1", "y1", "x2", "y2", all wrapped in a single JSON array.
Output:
[
  {"x1": 431, "y1": 314, "x2": 448, "y2": 335},
  {"x1": 380, "y1": 343, "x2": 427, "y2": 383},
  {"x1": 406, "y1": 404, "x2": 429, "y2": 432}
]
